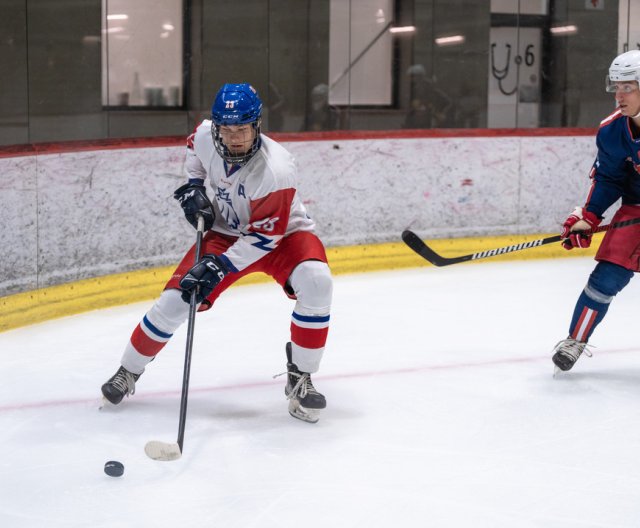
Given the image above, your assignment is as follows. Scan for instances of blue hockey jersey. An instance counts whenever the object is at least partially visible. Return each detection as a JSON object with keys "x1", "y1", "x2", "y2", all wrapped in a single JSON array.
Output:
[{"x1": 587, "y1": 110, "x2": 640, "y2": 216}]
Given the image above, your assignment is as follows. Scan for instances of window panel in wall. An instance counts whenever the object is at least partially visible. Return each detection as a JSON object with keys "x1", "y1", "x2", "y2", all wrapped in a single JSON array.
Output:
[
  {"x1": 198, "y1": 1, "x2": 268, "y2": 115},
  {"x1": 0, "y1": 0, "x2": 29, "y2": 145},
  {"x1": 27, "y1": 0, "x2": 104, "y2": 142},
  {"x1": 266, "y1": 0, "x2": 324, "y2": 133},
  {"x1": 488, "y1": 25, "x2": 542, "y2": 128},
  {"x1": 102, "y1": 0, "x2": 183, "y2": 107},
  {"x1": 488, "y1": 2, "x2": 547, "y2": 128},
  {"x1": 619, "y1": 0, "x2": 640, "y2": 52},
  {"x1": 329, "y1": 0, "x2": 394, "y2": 106}
]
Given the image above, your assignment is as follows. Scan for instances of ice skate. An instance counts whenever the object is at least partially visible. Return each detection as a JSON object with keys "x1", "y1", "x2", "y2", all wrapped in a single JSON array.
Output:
[
  {"x1": 283, "y1": 342, "x2": 326, "y2": 423},
  {"x1": 101, "y1": 365, "x2": 141, "y2": 405},
  {"x1": 552, "y1": 338, "x2": 593, "y2": 375}
]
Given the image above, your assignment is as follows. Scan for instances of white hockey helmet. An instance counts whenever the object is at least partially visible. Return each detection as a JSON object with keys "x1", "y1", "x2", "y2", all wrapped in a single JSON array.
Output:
[{"x1": 606, "y1": 49, "x2": 640, "y2": 92}]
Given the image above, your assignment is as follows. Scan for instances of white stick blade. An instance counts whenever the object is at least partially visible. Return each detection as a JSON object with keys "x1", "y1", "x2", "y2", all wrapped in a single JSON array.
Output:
[{"x1": 144, "y1": 441, "x2": 182, "y2": 461}]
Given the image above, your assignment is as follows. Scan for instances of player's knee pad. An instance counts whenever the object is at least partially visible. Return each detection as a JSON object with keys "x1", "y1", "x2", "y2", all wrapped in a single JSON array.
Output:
[
  {"x1": 146, "y1": 288, "x2": 190, "y2": 333},
  {"x1": 288, "y1": 260, "x2": 332, "y2": 313},
  {"x1": 585, "y1": 261, "x2": 634, "y2": 302}
]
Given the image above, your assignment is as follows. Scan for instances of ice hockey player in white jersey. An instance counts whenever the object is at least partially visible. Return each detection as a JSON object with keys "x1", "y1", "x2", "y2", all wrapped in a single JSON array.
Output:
[{"x1": 101, "y1": 83, "x2": 332, "y2": 423}]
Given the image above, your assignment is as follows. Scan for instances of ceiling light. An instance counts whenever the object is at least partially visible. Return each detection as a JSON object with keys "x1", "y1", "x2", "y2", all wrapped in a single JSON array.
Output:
[
  {"x1": 550, "y1": 25, "x2": 578, "y2": 35},
  {"x1": 435, "y1": 35, "x2": 465, "y2": 46},
  {"x1": 389, "y1": 26, "x2": 416, "y2": 34},
  {"x1": 107, "y1": 14, "x2": 128, "y2": 20}
]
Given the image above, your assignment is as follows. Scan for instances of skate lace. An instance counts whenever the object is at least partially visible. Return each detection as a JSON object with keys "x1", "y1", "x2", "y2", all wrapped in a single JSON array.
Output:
[
  {"x1": 112, "y1": 369, "x2": 137, "y2": 396},
  {"x1": 554, "y1": 339, "x2": 594, "y2": 361},
  {"x1": 273, "y1": 370, "x2": 316, "y2": 400}
]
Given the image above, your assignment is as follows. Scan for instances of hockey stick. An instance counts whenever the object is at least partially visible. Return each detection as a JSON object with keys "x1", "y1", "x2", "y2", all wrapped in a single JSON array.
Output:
[
  {"x1": 145, "y1": 215, "x2": 205, "y2": 461},
  {"x1": 402, "y1": 217, "x2": 640, "y2": 267}
]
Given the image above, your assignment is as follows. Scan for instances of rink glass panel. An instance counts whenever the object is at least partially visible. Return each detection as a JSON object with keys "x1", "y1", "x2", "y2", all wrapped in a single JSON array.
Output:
[{"x1": 0, "y1": 0, "x2": 636, "y2": 145}]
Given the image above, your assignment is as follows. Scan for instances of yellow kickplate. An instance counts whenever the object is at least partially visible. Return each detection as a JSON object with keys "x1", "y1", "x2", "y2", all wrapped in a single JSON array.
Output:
[{"x1": 0, "y1": 235, "x2": 596, "y2": 333}]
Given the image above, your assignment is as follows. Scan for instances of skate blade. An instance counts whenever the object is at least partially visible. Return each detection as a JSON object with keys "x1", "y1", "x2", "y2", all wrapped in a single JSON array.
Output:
[
  {"x1": 99, "y1": 396, "x2": 111, "y2": 410},
  {"x1": 144, "y1": 440, "x2": 182, "y2": 461},
  {"x1": 288, "y1": 400, "x2": 320, "y2": 424}
]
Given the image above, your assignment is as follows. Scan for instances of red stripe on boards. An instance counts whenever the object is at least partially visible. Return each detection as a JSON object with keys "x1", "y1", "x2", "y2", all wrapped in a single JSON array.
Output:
[{"x1": 0, "y1": 127, "x2": 598, "y2": 159}]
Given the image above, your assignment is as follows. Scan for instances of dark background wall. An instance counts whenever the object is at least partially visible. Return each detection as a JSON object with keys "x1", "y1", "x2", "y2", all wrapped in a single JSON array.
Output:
[{"x1": 0, "y1": 0, "x2": 625, "y2": 146}]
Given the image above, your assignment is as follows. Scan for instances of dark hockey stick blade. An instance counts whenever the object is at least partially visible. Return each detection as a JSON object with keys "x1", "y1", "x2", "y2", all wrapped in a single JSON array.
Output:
[
  {"x1": 145, "y1": 440, "x2": 182, "y2": 461},
  {"x1": 401, "y1": 230, "x2": 457, "y2": 266},
  {"x1": 402, "y1": 217, "x2": 640, "y2": 267},
  {"x1": 402, "y1": 229, "x2": 559, "y2": 266}
]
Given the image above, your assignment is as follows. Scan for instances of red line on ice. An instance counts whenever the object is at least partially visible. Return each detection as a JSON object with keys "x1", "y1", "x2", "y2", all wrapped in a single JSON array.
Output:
[{"x1": 1, "y1": 346, "x2": 637, "y2": 412}]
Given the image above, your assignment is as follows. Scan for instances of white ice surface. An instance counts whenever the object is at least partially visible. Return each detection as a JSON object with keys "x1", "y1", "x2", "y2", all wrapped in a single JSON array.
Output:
[{"x1": 1, "y1": 257, "x2": 640, "y2": 528}]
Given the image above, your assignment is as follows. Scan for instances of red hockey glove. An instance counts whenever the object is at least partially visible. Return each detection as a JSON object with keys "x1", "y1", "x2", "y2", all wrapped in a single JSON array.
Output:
[{"x1": 560, "y1": 207, "x2": 601, "y2": 250}]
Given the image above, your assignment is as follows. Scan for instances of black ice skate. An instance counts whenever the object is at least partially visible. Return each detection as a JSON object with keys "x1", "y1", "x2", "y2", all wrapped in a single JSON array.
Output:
[
  {"x1": 101, "y1": 366, "x2": 141, "y2": 405},
  {"x1": 552, "y1": 338, "x2": 592, "y2": 374},
  {"x1": 283, "y1": 342, "x2": 326, "y2": 423}
]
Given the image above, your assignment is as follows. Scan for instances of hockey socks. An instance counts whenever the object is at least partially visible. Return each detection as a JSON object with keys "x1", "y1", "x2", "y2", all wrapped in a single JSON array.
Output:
[
  {"x1": 568, "y1": 261, "x2": 634, "y2": 343},
  {"x1": 290, "y1": 310, "x2": 329, "y2": 373},
  {"x1": 130, "y1": 315, "x2": 173, "y2": 356},
  {"x1": 122, "y1": 290, "x2": 190, "y2": 373},
  {"x1": 568, "y1": 290, "x2": 608, "y2": 342}
]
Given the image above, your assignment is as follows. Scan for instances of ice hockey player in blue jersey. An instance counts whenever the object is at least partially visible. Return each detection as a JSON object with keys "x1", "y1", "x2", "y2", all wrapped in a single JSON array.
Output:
[{"x1": 552, "y1": 50, "x2": 640, "y2": 373}]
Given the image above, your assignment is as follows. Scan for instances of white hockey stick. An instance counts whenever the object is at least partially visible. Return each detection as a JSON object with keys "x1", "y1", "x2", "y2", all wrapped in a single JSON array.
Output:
[
  {"x1": 144, "y1": 440, "x2": 183, "y2": 461},
  {"x1": 145, "y1": 215, "x2": 205, "y2": 461}
]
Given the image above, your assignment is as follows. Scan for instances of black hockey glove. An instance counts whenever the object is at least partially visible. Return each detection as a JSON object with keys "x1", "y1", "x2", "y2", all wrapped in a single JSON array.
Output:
[
  {"x1": 179, "y1": 254, "x2": 229, "y2": 304},
  {"x1": 173, "y1": 182, "x2": 215, "y2": 231}
]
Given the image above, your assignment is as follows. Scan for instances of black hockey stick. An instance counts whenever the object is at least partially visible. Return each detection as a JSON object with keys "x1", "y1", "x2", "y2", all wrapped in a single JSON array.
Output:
[
  {"x1": 402, "y1": 217, "x2": 640, "y2": 267},
  {"x1": 145, "y1": 215, "x2": 205, "y2": 461}
]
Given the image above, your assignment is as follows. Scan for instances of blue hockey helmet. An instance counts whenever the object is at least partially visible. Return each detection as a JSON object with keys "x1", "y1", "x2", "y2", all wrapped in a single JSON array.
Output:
[{"x1": 210, "y1": 83, "x2": 263, "y2": 165}]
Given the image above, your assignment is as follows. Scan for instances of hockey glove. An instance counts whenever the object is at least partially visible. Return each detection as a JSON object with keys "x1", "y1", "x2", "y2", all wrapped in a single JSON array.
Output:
[
  {"x1": 560, "y1": 206, "x2": 602, "y2": 250},
  {"x1": 179, "y1": 254, "x2": 229, "y2": 304},
  {"x1": 174, "y1": 182, "x2": 215, "y2": 231}
]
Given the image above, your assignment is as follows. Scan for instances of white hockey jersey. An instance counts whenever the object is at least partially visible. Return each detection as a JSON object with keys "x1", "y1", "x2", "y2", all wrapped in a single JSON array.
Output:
[{"x1": 184, "y1": 120, "x2": 315, "y2": 272}]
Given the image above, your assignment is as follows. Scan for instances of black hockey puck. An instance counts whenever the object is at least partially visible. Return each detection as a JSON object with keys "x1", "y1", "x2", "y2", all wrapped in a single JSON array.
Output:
[{"x1": 104, "y1": 460, "x2": 125, "y2": 477}]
